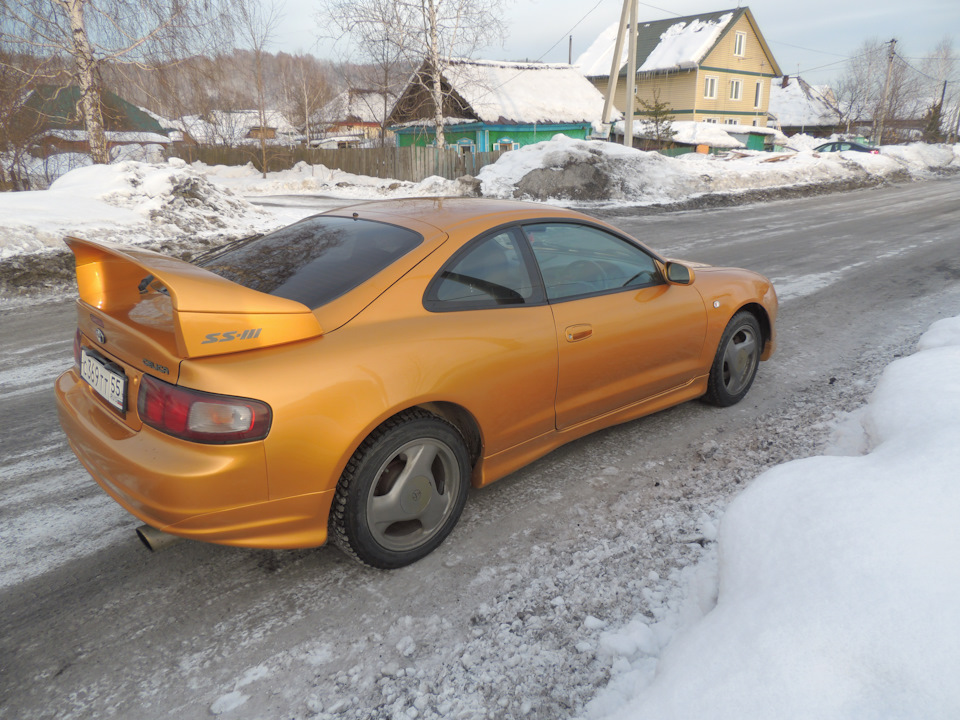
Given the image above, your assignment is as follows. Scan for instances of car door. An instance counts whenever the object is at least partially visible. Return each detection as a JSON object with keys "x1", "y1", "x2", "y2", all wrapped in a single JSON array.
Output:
[
  {"x1": 522, "y1": 222, "x2": 708, "y2": 430},
  {"x1": 423, "y1": 227, "x2": 558, "y2": 455}
]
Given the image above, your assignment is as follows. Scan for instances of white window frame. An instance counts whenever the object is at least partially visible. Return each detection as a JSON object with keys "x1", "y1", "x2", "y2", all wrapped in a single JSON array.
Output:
[
  {"x1": 734, "y1": 32, "x2": 746, "y2": 57},
  {"x1": 752, "y1": 119, "x2": 759, "y2": 127},
  {"x1": 724, "y1": 118, "x2": 738, "y2": 125},
  {"x1": 754, "y1": 81, "x2": 762, "y2": 108},
  {"x1": 730, "y1": 78, "x2": 743, "y2": 101},
  {"x1": 704, "y1": 117, "x2": 719, "y2": 124},
  {"x1": 704, "y1": 76, "x2": 718, "y2": 99}
]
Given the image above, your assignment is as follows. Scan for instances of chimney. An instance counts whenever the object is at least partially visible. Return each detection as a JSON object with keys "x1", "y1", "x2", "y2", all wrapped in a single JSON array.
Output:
[{"x1": 781, "y1": 76, "x2": 789, "y2": 89}]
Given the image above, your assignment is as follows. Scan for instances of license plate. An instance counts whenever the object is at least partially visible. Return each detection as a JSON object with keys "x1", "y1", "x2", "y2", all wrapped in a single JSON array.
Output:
[{"x1": 80, "y1": 349, "x2": 127, "y2": 412}]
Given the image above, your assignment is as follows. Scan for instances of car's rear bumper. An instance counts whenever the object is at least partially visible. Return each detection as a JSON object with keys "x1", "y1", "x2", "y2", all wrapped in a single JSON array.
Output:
[{"x1": 55, "y1": 368, "x2": 333, "y2": 548}]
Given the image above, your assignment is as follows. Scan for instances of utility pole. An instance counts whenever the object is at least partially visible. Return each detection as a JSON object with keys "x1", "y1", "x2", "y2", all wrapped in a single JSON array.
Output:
[
  {"x1": 600, "y1": 0, "x2": 632, "y2": 137},
  {"x1": 623, "y1": 0, "x2": 638, "y2": 148},
  {"x1": 569, "y1": 35, "x2": 572, "y2": 65},
  {"x1": 875, "y1": 38, "x2": 896, "y2": 146}
]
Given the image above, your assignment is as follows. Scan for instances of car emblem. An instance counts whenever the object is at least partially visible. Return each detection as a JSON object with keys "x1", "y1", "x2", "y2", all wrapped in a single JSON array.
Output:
[{"x1": 96, "y1": 328, "x2": 107, "y2": 344}]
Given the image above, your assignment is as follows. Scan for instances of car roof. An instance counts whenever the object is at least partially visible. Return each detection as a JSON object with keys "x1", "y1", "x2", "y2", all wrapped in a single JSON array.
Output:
[{"x1": 323, "y1": 197, "x2": 590, "y2": 233}]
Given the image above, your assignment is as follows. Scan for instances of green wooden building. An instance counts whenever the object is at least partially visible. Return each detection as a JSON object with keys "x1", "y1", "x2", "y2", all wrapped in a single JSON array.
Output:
[{"x1": 388, "y1": 59, "x2": 613, "y2": 151}]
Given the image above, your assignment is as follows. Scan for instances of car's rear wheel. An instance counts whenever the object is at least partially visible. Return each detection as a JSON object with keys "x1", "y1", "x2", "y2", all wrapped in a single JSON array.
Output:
[
  {"x1": 704, "y1": 311, "x2": 761, "y2": 407},
  {"x1": 330, "y1": 410, "x2": 470, "y2": 568}
]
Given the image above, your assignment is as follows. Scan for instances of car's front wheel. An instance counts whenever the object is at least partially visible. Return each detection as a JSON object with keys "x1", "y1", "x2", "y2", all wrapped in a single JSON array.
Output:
[
  {"x1": 704, "y1": 311, "x2": 762, "y2": 407},
  {"x1": 330, "y1": 410, "x2": 470, "y2": 568}
]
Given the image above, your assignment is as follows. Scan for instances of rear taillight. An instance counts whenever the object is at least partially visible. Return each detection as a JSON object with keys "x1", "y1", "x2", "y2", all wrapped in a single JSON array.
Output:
[
  {"x1": 871, "y1": 149, "x2": 880, "y2": 154},
  {"x1": 137, "y1": 375, "x2": 271, "y2": 444},
  {"x1": 73, "y1": 329, "x2": 81, "y2": 367}
]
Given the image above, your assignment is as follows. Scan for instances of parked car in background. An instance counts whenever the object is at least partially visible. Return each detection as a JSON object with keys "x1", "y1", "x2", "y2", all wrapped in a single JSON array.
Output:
[
  {"x1": 813, "y1": 141, "x2": 880, "y2": 154},
  {"x1": 56, "y1": 198, "x2": 778, "y2": 568}
]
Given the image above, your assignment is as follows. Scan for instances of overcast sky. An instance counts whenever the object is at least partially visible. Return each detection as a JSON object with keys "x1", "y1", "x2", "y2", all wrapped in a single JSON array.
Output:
[{"x1": 271, "y1": 0, "x2": 959, "y2": 85}]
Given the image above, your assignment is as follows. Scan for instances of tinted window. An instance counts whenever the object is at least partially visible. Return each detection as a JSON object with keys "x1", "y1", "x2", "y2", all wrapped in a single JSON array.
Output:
[
  {"x1": 524, "y1": 223, "x2": 662, "y2": 301},
  {"x1": 199, "y1": 216, "x2": 422, "y2": 308},
  {"x1": 428, "y1": 229, "x2": 538, "y2": 309}
]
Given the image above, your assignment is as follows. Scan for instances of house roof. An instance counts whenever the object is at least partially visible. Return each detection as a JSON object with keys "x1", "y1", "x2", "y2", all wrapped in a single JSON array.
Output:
[
  {"x1": 322, "y1": 89, "x2": 396, "y2": 125},
  {"x1": 388, "y1": 58, "x2": 615, "y2": 127},
  {"x1": 768, "y1": 76, "x2": 841, "y2": 128},
  {"x1": 577, "y1": 7, "x2": 780, "y2": 78},
  {"x1": 18, "y1": 85, "x2": 167, "y2": 135}
]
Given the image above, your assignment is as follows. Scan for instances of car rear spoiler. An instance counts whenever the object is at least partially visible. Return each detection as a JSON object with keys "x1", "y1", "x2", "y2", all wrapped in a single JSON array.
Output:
[{"x1": 65, "y1": 236, "x2": 324, "y2": 359}]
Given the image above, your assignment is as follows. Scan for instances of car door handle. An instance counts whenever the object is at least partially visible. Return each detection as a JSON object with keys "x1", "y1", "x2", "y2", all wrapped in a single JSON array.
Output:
[{"x1": 565, "y1": 324, "x2": 593, "y2": 342}]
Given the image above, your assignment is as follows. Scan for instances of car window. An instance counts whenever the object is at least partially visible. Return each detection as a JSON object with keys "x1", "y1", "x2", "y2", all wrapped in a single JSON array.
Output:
[
  {"x1": 198, "y1": 216, "x2": 423, "y2": 309},
  {"x1": 837, "y1": 143, "x2": 851, "y2": 151},
  {"x1": 523, "y1": 223, "x2": 662, "y2": 301},
  {"x1": 428, "y1": 229, "x2": 538, "y2": 308}
]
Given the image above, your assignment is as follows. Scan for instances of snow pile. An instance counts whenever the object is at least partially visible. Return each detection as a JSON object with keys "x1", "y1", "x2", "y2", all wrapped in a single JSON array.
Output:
[
  {"x1": 0, "y1": 158, "x2": 277, "y2": 259},
  {"x1": 584, "y1": 315, "x2": 960, "y2": 720},
  {"x1": 477, "y1": 135, "x2": 691, "y2": 203},
  {"x1": 477, "y1": 134, "x2": 960, "y2": 204},
  {"x1": 194, "y1": 160, "x2": 464, "y2": 198}
]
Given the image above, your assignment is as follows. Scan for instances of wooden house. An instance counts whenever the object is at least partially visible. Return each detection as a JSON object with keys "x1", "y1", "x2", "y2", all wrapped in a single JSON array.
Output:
[
  {"x1": 388, "y1": 59, "x2": 613, "y2": 151},
  {"x1": 320, "y1": 89, "x2": 396, "y2": 143},
  {"x1": 577, "y1": 7, "x2": 781, "y2": 128}
]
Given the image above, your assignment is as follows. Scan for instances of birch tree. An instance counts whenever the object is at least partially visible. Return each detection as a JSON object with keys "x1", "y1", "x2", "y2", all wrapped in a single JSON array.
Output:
[
  {"x1": 232, "y1": 0, "x2": 283, "y2": 178},
  {"x1": 0, "y1": 0, "x2": 228, "y2": 163}
]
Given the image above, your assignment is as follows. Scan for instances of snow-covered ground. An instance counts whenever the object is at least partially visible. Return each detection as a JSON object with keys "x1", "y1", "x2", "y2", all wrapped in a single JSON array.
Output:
[
  {"x1": 2, "y1": 137, "x2": 960, "y2": 718},
  {"x1": 2, "y1": 136, "x2": 958, "y2": 263},
  {"x1": 584, "y1": 314, "x2": 960, "y2": 719}
]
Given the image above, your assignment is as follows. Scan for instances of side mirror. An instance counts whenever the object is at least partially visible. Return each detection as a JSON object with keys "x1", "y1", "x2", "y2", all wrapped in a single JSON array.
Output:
[{"x1": 665, "y1": 262, "x2": 694, "y2": 285}]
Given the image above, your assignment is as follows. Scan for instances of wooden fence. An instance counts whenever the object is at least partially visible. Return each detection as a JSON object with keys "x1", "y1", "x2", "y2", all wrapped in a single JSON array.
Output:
[{"x1": 171, "y1": 145, "x2": 506, "y2": 183}]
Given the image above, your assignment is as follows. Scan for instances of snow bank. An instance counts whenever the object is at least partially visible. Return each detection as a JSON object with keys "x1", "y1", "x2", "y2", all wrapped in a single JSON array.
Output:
[
  {"x1": 477, "y1": 135, "x2": 960, "y2": 205},
  {"x1": 584, "y1": 315, "x2": 960, "y2": 719},
  {"x1": 0, "y1": 158, "x2": 465, "y2": 261},
  {"x1": 0, "y1": 159, "x2": 275, "y2": 259}
]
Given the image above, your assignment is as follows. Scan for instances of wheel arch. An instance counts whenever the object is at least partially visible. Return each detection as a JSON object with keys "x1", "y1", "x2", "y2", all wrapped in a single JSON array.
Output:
[{"x1": 737, "y1": 302, "x2": 773, "y2": 355}]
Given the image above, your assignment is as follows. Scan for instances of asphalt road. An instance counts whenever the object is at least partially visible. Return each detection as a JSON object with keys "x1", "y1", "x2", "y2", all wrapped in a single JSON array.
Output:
[{"x1": 2, "y1": 176, "x2": 959, "y2": 719}]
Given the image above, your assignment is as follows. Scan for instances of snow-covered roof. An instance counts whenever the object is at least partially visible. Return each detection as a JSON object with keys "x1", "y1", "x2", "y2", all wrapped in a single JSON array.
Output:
[
  {"x1": 42, "y1": 129, "x2": 171, "y2": 144},
  {"x1": 577, "y1": 9, "x2": 737, "y2": 77},
  {"x1": 391, "y1": 58, "x2": 615, "y2": 127},
  {"x1": 768, "y1": 76, "x2": 841, "y2": 128},
  {"x1": 322, "y1": 89, "x2": 395, "y2": 125}
]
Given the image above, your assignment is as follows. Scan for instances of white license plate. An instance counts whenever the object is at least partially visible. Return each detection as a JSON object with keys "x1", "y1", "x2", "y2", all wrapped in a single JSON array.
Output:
[{"x1": 80, "y1": 349, "x2": 127, "y2": 412}]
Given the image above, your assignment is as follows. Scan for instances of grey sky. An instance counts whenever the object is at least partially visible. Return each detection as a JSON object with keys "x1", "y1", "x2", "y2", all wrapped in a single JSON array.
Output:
[{"x1": 272, "y1": 0, "x2": 959, "y2": 85}]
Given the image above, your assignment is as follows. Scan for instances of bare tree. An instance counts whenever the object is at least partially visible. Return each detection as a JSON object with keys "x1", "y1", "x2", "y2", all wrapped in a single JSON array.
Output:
[
  {"x1": 319, "y1": 0, "x2": 411, "y2": 146},
  {"x1": 231, "y1": 0, "x2": 284, "y2": 177},
  {"x1": 279, "y1": 53, "x2": 334, "y2": 145},
  {"x1": 318, "y1": 0, "x2": 507, "y2": 148},
  {"x1": 834, "y1": 38, "x2": 925, "y2": 142},
  {"x1": 0, "y1": 0, "x2": 227, "y2": 163},
  {"x1": 920, "y1": 37, "x2": 959, "y2": 141}
]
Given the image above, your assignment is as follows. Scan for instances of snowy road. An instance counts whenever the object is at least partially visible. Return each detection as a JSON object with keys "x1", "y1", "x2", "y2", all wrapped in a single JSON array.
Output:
[{"x1": 2, "y1": 177, "x2": 960, "y2": 719}]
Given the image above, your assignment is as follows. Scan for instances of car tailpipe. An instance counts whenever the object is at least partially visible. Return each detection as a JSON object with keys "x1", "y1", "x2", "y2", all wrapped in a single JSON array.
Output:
[{"x1": 136, "y1": 524, "x2": 182, "y2": 552}]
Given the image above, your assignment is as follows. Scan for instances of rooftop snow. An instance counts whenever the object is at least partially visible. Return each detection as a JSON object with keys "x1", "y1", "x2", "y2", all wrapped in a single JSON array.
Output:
[
  {"x1": 443, "y1": 59, "x2": 613, "y2": 125},
  {"x1": 576, "y1": 12, "x2": 734, "y2": 77},
  {"x1": 768, "y1": 76, "x2": 841, "y2": 128}
]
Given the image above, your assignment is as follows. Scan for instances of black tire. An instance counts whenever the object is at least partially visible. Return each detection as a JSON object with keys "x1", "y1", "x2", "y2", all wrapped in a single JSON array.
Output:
[
  {"x1": 330, "y1": 409, "x2": 470, "y2": 569},
  {"x1": 703, "y1": 311, "x2": 762, "y2": 407}
]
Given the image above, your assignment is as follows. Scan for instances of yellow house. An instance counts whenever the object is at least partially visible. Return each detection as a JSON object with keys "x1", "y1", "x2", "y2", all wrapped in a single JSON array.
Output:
[{"x1": 577, "y1": 7, "x2": 781, "y2": 128}]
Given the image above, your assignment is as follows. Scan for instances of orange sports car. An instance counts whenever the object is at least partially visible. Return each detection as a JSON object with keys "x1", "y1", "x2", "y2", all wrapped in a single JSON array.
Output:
[{"x1": 56, "y1": 198, "x2": 777, "y2": 568}]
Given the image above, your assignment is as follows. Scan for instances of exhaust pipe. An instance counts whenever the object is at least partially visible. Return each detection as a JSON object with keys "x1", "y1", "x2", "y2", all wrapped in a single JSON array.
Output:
[{"x1": 136, "y1": 524, "x2": 183, "y2": 552}]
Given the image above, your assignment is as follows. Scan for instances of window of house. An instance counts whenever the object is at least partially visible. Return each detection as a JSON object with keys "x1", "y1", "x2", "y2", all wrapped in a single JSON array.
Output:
[
  {"x1": 427, "y1": 229, "x2": 539, "y2": 309},
  {"x1": 730, "y1": 79, "x2": 743, "y2": 101},
  {"x1": 494, "y1": 138, "x2": 516, "y2": 152},
  {"x1": 522, "y1": 223, "x2": 662, "y2": 301},
  {"x1": 704, "y1": 76, "x2": 718, "y2": 99},
  {"x1": 734, "y1": 32, "x2": 746, "y2": 56},
  {"x1": 752, "y1": 119, "x2": 759, "y2": 127},
  {"x1": 704, "y1": 117, "x2": 719, "y2": 124},
  {"x1": 754, "y1": 81, "x2": 762, "y2": 108},
  {"x1": 725, "y1": 119, "x2": 738, "y2": 125}
]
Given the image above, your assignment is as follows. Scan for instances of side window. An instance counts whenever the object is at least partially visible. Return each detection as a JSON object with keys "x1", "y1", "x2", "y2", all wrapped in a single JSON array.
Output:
[
  {"x1": 523, "y1": 223, "x2": 662, "y2": 301},
  {"x1": 427, "y1": 229, "x2": 538, "y2": 309}
]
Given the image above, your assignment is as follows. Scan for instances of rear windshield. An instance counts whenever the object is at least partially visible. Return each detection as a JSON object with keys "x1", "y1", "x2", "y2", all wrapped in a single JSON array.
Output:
[{"x1": 199, "y1": 215, "x2": 423, "y2": 308}]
